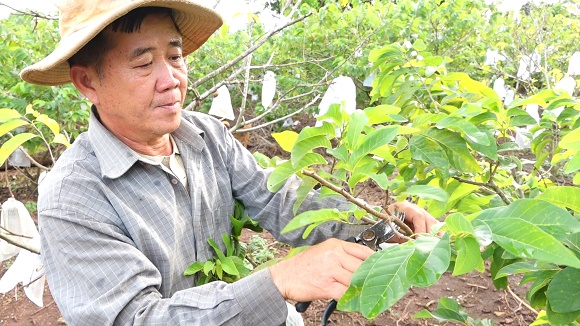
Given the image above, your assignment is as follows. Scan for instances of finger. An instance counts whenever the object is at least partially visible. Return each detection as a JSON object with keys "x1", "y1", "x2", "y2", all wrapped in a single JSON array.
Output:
[
  {"x1": 339, "y1": 252, "x2": 368, "y2": 273},
  {"x1": 341, "y1": 240, "x2": 375, "y2": 260}
]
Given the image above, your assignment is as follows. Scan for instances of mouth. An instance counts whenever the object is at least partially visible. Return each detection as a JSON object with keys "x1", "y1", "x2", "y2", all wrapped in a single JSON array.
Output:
[{"x1": 157, "y1": 101, "x2": 181, "y2": 110}]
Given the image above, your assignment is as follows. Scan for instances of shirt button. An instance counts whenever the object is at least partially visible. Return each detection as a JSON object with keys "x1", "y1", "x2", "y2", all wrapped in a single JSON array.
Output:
[{"x1": 171, "y1": 179, "x2": 178, "y2": 185}]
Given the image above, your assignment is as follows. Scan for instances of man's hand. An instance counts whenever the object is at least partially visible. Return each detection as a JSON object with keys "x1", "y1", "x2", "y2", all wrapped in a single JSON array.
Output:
[
  {"x1": 269, "y1": 238, "x2": 374, "y2": 302},
  {"x1": 388, "y1": 201, "x2": 439, "y2": 242}
]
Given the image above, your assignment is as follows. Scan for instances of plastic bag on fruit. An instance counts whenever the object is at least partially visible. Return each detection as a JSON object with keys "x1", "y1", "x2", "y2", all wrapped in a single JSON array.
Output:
[
  {"x1": 0, "y1": 198, "x2": 45, "y2": 306},
  {"x1": 0, "y1": 234, "x2": 45, "y2": 307},
  {"x1": 0, "y1": 197, "x2": 39, "y2": 261}
]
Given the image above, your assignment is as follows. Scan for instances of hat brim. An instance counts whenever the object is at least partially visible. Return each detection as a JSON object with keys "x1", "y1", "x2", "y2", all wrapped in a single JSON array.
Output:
[{"x1": 20, "y1": 0, "x2": 223, "y2": 86}]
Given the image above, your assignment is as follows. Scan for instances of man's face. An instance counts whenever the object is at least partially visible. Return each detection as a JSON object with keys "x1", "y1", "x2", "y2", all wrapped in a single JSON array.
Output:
[{"x1": 90, "y1": 14, "x2": 187, "y2": 144}]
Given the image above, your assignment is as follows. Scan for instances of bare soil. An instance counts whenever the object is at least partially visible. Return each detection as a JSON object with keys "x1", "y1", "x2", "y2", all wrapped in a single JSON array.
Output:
[{"x1": 0, "y1": 129, "x2": 537, "y2": 325}]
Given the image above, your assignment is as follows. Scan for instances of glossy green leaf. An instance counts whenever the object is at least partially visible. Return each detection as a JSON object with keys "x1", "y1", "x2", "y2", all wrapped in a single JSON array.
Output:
[
  {"x1": 414, "y1": 297, "x2": 469, "y2": 323},
  {"x1": 183, "y1": 261, "x2": 205, "y2": 276},
  {"x1": 453, "y1": 236, "x2": 485, "y2": 275},
  {"x1": 403, "y1": 185, "x2": 449, "y2": 202},
  {"x1": 436, "y1": 116, "x2": 489, "y2": 145},
  {"x1": 338, "y1": 245, "x2": 415, "y2": 318},
  {"x1": 496, "y1": 261, "x2": 559, "y2": 279},
  {"x1": 35, "y1": 114, "x2": 60, "y2": 136},
  {"x1": 346, "y1": 110, "x2": 368, "y2": 151},
  {"x1": 475, "y1": 199, "x2": 580, "y2": 240},
  {"x1": 291, "y1": 135, "x2": 331, "y2": 165},
  {"x1": 537, "y1": 187, "x2": 580, "y2": 213},
  {"x1": 410, "y1": 135, "x2": 450, "y2": 176},
  {"x1": 272, "y1": 130, "x2": 299, "y2": 152},
  {"x1": 0, "y1": 133, "x2": 38, "y2": 166},
  {"x1": 547, "y1": 267, "x2": 580, "y2": 313},
  {"x1": 480, "y1": 217, "x2": 580, "y2": 268},
  {"x1": 364, "y1": 105, "x2": 401, "y2": 125},
  {"x1": 0, "y1": 118, "x2": 28, "y2": 138},
  {"x1": 559, "y1": 127, "x2": 580, "y2": 151},
  {"x1": 424, "y1": 128, "x2": 482, "y2": 173},
  {"x1": 0, "y1": 108, "x2": 22, "y2": 123},
  {"x1": 349, "y1": 126, "x2": 398, "y2": 168},
  {"x1": 281, "y1": 208, "x2": 350, "y2": 234},
  {"x1": 267, "y1": 153, "x2": 326, "y2": 192},
  {"x1": 406, "y1": 234, "x2": 451, "y2": 287},
  {"x1": 546, "y1": 302, "x2": 580, "y2": 326},
  {"x1": 445, "y1": 212, "x2": 474, "y2": 235}
]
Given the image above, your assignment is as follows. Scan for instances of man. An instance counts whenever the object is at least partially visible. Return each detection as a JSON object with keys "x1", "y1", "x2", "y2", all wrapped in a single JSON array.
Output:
[{"x1": 21, "y1": 0, "x2": 438, "y2": 325}]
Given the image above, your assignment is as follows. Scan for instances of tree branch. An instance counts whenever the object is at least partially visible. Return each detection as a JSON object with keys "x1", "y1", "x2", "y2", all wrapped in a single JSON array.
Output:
[
  {"x1": 302, "y1": 170, "x2": 414, "y2": 239},
  {"x1": 186, "y1": 11, "x2": 313, "y2": 98},
  {"x1": 0, "y1": 233, "x2": 40, "y2": 255}
]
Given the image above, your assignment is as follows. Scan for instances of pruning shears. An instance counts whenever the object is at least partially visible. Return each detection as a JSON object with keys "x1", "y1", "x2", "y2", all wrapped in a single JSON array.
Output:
[{"x1": 295, "y1": 210, "x2": 406, "y2": 325}]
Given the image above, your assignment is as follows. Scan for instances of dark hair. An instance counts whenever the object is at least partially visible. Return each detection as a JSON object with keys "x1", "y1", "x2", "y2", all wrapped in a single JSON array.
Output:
[{"x1": 68, "y1": 7, "x2": 180, "y2": 78}]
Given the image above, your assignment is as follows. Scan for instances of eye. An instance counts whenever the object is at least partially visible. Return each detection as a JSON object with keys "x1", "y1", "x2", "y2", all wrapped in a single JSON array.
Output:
[
  {"x1": 170, "y1": 54, "x2": 183, "y2": 62},
  {"x1": 137, "y1": 62, "x2": 152, "y2": 68}
]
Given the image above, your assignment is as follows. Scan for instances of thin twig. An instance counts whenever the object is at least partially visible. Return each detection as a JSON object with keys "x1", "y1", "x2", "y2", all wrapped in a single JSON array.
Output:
[
  {"x1": 239, "y1": 95, "x2": 320, "y2": 133},
  {"x1": 507, "y1": 285, "x2": 538, "y2": 315},
  {"x1": 302, "y1": 170, "x2": 414, "y2": 239},
  {"x1": 0, "y1": 2, "x2": 57, "y2": 20},
  {"x1": 0, "y1": 233, "x2": 40, "y2": 254},
  {"x1": 0, "y1": 226, "x2": 34, "y2": 239},
  {"x1": 187, "y1": 12, "x2": 313, "y2": 92},
  {"x1": 453, "y1": 176, "x2": 512, "y2": 205}
]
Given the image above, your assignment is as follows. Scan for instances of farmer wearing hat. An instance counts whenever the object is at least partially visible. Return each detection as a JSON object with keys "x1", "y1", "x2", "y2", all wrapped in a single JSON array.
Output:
[{"x1": 22, "y1": 0, "x2": 437, "y2": 325}]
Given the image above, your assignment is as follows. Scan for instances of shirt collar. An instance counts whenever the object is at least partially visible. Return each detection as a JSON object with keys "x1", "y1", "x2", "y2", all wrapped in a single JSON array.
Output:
[{"x1": 88, "y1": 106, "x2": 205, "y2": 179}]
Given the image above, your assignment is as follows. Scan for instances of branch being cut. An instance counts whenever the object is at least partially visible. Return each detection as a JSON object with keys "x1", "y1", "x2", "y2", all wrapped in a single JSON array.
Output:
[{"x1": 302, "y1": 169, "x2": 414, "y2": 240}]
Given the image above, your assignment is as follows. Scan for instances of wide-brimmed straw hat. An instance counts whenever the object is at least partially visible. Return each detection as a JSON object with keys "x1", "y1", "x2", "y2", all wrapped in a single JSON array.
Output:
[{"x1": 20, "y1": 0, "x2": 223, "y2": 86}]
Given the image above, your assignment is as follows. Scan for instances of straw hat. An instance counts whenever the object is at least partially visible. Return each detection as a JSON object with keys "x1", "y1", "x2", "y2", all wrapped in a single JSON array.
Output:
[{"x1": 20, "y1": 0, "x2": 223, "y2": 86}]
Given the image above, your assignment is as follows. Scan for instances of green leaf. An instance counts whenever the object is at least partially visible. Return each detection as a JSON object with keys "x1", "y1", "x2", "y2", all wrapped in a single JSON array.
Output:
[
  {"x1": 403, "y1": 185, "x2": 449, "y2": 202},
  {"x1": 364, "y1": 105, "x2": 401, "y2": 125},
  {"x1": 410, "y1": 134, "x2": 450, "y2": 177},
  {"x1": 424, "y1": 128, "x2": 482, "y2": 173},
  {"x1": 349, "y1": 126, "x2": 398, "y2": 169},
  {"x1": 465, "y1": 128, "x2": 498, "y2": 160},
  {"x1": 436, "y1": 116, "x2": 489, "y2": 146},
  {"x1": 0, "y1": 108, "x2": 22, "y2": 123},
  {"x1": 537, "y1": 187, "x2": 580, "y2": 214},
  {"x1": 547, "y1": 267, "x2": 580, "y2": 313},
  {"x1": 293, "y1": 176, "x2": 318, "y2": 214},
  {"x1": 445, "y1": 212, "x2": 474, "y2": 235},
  {"x1": 496, "y1": 261, "x2": 559, "y2": 279},
  {"x1": 203, "y1": 260, "x2": 215, "y2": 275},
  {"x1": 0, "y1": 133, "x2": 38, "y2": 166},
  {"x1": 474, "y1": 199, "x2": 580, "y2": 241},
  {"x1": 479, "y1": 217, "x2": 580, "y2": 269},
  {"x1": 35, "y1": 114, "x2": 60, "y2": 136},
  {"x1": 346, "y1": 110, "x2": 368, "y2": 151},
  {"x1": 291, "y1": 135, "x2": 331, "y2": 165},
  {"x1": 0, "y1": 118, "x2": 28, "y2": 137},
  {"x1": 413, "y1": 297, "x2": 469, "y2": 323},
  {"x1": 183, "y1": 261, "x2": 205, "y2": 276},
  {"x1": 272, "y1": 130, "x2": 299, "y2": 152},
  {"x1": 267, "y1": 153, "x2": 326, "y2": 192},
  {"x1": 559, "y1": 127, "x2": 580, "y2": 151},
  {"x1": 406, "y1": 234, "x2": 451, "y2": 287},
  {"x1": 546, "y1": 302, "x2": 580, "y2": 326},
  {"x1": 338, "y1": 245, "x2": 415, "y2": 318},
  {"x1": 219, "y1": 256, "x2": 239, "y2": 276},
  {"x1": 52, "y1": 133, "x2": 71, "y2": 147},
  {"x1": 281, "y1": 208, "x2": 349, "y2": 234},
  {"x1": 453, "y1": 236, "x2": 485, "y2": 275}
]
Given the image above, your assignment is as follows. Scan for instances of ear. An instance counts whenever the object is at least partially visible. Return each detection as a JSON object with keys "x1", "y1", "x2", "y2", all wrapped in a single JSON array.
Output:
[{"x1": 70, "y1": 65, "x2": 101, "y2": 105}]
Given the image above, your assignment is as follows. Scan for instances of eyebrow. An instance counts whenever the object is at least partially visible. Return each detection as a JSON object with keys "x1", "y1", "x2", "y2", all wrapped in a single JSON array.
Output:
[{"x1": 129, "y1": 39, "x2": 183, "y2": 60}]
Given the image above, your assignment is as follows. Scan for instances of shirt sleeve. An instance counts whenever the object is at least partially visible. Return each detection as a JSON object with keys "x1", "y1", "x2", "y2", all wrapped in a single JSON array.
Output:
[{"x1": 39, "y1": 207, "x2": 288, "y2": 326}]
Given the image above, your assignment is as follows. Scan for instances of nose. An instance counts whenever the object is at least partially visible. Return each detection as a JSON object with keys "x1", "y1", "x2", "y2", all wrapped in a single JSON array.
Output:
[{"x1": 155, "y1": 60, "x2": 181, "y2": 93}]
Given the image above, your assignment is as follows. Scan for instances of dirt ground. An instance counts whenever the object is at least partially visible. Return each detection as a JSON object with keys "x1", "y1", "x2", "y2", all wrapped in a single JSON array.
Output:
[{"x1": 0, "y1": 130, "x2": 538, "y2": 325}]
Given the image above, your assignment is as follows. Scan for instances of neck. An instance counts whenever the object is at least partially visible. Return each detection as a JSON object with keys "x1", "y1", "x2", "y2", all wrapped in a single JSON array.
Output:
[{"x1": 117, "y1": 133, "x2": 173, "y2": 156}]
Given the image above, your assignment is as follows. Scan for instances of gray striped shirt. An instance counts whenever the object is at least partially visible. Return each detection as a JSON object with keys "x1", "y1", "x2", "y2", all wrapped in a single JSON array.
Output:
[{"x1": 38, "y1": 109, "x2": 357, "y2": 325}]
